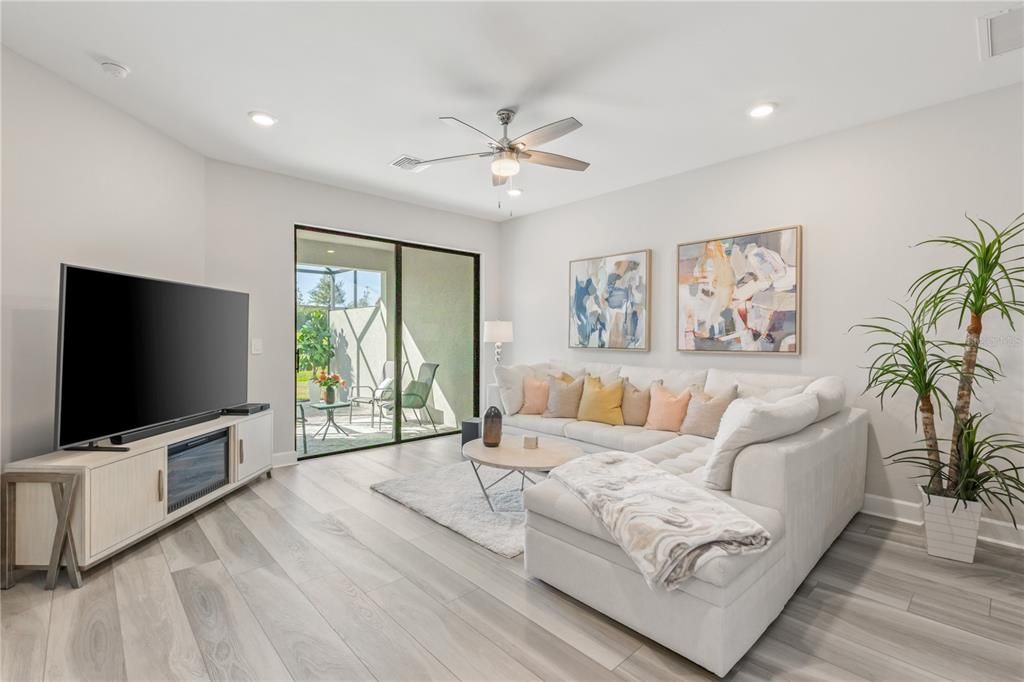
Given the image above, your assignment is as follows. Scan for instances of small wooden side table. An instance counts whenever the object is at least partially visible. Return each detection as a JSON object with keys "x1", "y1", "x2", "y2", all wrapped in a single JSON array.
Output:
[{"x1": 1, "y1": 471, "x2": 83, "y2": 590}]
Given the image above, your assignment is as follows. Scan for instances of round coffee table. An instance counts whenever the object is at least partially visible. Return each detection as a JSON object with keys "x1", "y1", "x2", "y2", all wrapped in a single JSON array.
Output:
[{"x1": 462, "y1": 437, "x2": 582, "y2": 511}]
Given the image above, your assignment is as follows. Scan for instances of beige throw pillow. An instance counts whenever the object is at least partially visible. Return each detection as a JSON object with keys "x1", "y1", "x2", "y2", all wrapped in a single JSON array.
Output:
[
  {"x1": 681, "y1": 384, "x2": 738, "y2": 438},
  {"x1": 621, "y1": 380, "x2": 656, "y2": 426},
  {"x1": 544, "y1": 376, "x2": 585, "y2": 418}
]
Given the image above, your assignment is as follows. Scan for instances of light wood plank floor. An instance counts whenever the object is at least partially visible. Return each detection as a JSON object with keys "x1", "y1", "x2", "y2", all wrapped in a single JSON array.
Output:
[{"x1": 3, "y1": 435, "x2": 1022, "y2": 681}]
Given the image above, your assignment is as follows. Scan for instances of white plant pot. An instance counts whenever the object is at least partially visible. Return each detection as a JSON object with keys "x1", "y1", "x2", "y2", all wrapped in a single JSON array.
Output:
[{"x1": 920, "y1": 486, "x2": 982, "y2": 563}]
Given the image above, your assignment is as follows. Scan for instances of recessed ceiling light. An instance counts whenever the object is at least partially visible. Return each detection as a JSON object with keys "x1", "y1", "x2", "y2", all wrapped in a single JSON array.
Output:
[
  {"x1": 248, "y1": 111, "x2": 278, "y2": 127},
  {"x1": 326, "y1": 249, "x2": 335, "y2": 254},
  {"x1": 507, "y1": 187, "x2": 523, "y2": 198},
  {"x1": 100, "y1": 61, "x2": 130, "y2": 79},
  {"x1": 748, "y1": 103, "x2": 776, "y2": 119}
]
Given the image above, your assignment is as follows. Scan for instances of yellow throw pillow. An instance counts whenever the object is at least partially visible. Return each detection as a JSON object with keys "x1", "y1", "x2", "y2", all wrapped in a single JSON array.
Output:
[{"x1": 577, "y1": 376, "x2": 625, "y2": 426}]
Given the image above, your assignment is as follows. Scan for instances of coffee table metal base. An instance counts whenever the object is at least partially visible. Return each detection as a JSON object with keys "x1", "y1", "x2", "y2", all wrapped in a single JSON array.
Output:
[{"x1": 470, "y1": 461, "x2": 538, "y2": 512}]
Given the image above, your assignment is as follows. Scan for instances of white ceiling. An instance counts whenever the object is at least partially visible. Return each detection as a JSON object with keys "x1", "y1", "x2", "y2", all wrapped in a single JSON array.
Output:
[{"x1": 3, "y1": 2, "x2": 1022, "y2": 222}]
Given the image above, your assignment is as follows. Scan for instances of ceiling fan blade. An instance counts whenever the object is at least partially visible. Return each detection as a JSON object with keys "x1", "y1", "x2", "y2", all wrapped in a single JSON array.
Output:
[
  {"x1": 522, "y1": 150, "x2": 590, "y2": 171},
  {"x1": 510, "y1": 117, "x2": 581, "y2": 149},
  {"x1": 440, "y1": 116, "x2": 501, "y2": 148},
  {"x1": 492, "y1": 173, "x2": 509, "y2": 187},
  {"x1": 415, "y1": 152, "x2": 493, "y2": 170}
]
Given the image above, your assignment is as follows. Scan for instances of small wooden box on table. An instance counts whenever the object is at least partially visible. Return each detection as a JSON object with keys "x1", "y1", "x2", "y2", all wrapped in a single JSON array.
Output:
[{"x1": 1, "y1": 410, "x2": 274, "y2": 589}]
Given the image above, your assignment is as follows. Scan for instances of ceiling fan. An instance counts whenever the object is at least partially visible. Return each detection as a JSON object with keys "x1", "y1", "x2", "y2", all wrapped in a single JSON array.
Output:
[{"x1": 393, "y1": 109, "x2": 590, "y2": 186}]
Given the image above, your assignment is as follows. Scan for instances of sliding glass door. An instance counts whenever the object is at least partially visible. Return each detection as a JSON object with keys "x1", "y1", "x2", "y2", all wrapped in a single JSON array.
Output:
[
  {"x1": 294, "y1": 227, "x2": 478, "y2": 458},
  {"x1": 398, "y1": 245, "x2": 479, "y2": 438}
]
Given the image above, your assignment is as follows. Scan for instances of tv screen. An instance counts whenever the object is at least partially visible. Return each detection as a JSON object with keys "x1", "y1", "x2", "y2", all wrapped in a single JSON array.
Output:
[{"x1": 56, "y1": 265, "x2": 249, "y2": 447}]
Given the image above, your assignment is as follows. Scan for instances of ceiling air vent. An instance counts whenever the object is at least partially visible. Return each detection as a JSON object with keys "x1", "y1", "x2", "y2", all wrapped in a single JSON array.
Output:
[
  {"x1": 390, "y1": 155, "x2": 424, "y2": 172},
  {"x1": 978, "y1": 7, "x2": 1023, "y2": 60}
]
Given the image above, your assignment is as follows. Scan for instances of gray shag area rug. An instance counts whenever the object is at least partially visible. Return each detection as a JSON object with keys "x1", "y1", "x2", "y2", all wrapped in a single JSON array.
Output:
[{"x1": 371, "y1": 461, "x2": 542, "y2": 557}]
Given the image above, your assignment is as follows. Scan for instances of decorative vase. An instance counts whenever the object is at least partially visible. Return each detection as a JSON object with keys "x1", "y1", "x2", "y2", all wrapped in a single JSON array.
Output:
[
  {"x1": 325, "y1": 385, "x2": 337, "y2": 404},
  {"x1": 482, "y1": 406, "x2": 502, "y2": 447},
  {"x1": 920, "y1": 486, "x2": 982, "y2": 563}
]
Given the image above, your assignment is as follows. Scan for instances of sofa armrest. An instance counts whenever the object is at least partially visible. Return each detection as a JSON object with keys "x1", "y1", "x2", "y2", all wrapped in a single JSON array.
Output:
[{"x1": 730, "y1": 407, "x2": 868, "y2": 582}]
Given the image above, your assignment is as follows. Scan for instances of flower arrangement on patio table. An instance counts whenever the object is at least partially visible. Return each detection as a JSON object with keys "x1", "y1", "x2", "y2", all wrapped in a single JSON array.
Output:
[
  {"x1": 314, "y1": 370, "x2": 347, "y2": 403},
  {"x1": 853, "y1": 212, "x2": 1024, "y2": 560}
]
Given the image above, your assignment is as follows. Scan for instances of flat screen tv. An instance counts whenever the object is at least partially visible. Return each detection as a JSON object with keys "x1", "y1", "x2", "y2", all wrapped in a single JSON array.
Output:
[{"x1": 56, "y1": 265, "x2": 249, "y2": 448}]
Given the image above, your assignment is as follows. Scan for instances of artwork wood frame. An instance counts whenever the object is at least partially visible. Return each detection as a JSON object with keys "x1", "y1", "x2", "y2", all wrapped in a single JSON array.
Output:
[
  {"x1": 568, "y1": 249, "x2": 651, "y2": 351},
  {"x1": 676, "y1": 225, "x2": 801, "y2": 354}
]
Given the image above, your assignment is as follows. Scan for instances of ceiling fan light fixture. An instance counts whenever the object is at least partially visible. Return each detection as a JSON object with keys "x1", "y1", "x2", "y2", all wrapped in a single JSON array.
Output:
[{"x1": 490, "y1": 151, "x2": 520, "y2": 177}]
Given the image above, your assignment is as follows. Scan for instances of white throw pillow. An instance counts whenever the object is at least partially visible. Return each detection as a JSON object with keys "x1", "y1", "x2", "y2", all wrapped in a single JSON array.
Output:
[
  {"x1": 703, "y1": 393, "x2": 820, "y2": 490},
  {"x1": 802, "y1": 376, "x2": 846, "y2": 422},
  {"x1": 494, "y1": 365, "x2": 528, "y2": 414},
  {"x1": 494, "y1": 364, "x2": 552, "y2": 414}
]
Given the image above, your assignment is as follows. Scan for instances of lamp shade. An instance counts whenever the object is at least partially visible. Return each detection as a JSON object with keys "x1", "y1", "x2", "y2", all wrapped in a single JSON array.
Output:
[{"x1": 483, "y1": 320, "x2": 514, "y2": 343}]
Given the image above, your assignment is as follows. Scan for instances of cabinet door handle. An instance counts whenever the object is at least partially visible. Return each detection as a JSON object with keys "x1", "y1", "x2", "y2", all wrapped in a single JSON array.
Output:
[
  {"x1": 157, "y1": 469, "x2": 164, "y2": 502},
  {"x1": 239, "y1": 439, "x2": 245, "y2": 464}
]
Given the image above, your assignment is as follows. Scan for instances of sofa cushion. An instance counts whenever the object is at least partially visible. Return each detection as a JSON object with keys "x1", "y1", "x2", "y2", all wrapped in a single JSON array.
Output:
[
  {"x1": 803, "y1": 375, "x2": 846, "y2": 422},
  {"x1": 636, "y1": 434, "x2": 714, "y2": 463},
  {"x1": 544, "y1": 376, "x2": 585, "y2": 418},
  {"x1": 704, "y1": 369, "x2": 815, "y2": 401},
  {"x1": 703, "y1": 394, "x2": 820, "y2": 490},
  {"x1": 519, "y1": 375, "x2": 549, "y2": 415},
  {"x1": 524, "y1": 478, "x2": 785, "y2": 592},
  {"x1": 619, "y1": 366, "x2": 707, "y2": 393},
  {"x1": 644, "y1": 383, "x2": 691, "y2": 432},
  {"x1": 577, "y1": 377, "x2": 625, "y2": 426},
  {"x1": 657, "y1": 445, "x2": 714, "y2": 475},
  {"x1": 494, "y1": 363, "x2": 559, "y2": 414},
  {"x1": 621, "y1": 380, "x2": 654, "y2": 426},
  {"x1": 562, "y1": 422, "x2": 680, "y2": 452},
  {"x1": 503, "y1": 414, "x2": 576, "y2": 436},
  {"x1": 681, "y1": 384, "x2": 738, "y2": 438}
]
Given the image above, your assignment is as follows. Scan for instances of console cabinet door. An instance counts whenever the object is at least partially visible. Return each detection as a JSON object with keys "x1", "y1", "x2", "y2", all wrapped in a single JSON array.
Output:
[
  {"x1": 89, "y1": 448, "x2": 166, "y2": 556},
  {"x1": 237, "y1": 413, "x2": 273, "y2": 480}
]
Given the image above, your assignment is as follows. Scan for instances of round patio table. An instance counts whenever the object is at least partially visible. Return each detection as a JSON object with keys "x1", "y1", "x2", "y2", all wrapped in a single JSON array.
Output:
[{"x1": 308, "y1": 400, "x2": 353, "y2": 438}]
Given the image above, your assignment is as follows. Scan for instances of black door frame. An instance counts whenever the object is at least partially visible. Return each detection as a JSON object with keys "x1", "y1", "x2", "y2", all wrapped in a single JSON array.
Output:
[{"x1": 294, "y1": 224, "x2": 481, "y2": 458}]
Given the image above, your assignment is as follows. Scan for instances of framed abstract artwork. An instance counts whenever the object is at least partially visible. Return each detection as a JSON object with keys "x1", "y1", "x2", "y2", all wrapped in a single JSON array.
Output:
[
  {"x1": 569, "y1": 249, "x2": 651, "y2": 351},
  {"x1": 677, "y1": 225, "x2": 801, "y2": 354}
]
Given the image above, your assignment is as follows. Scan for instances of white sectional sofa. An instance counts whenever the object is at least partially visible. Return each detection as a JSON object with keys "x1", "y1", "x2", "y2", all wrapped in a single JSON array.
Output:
[{"x1": 491, "y1": 362, "x2": 868, "y2": 677}]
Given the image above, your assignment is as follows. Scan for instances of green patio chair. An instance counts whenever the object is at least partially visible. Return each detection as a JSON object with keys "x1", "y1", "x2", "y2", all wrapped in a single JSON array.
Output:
[{"x1": 382, "y1": 362, "x2": 440, "y2": 432}]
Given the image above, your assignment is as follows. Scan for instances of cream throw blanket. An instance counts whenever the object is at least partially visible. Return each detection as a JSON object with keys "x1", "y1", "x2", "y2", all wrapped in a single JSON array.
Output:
[{"x1": 549, "y1": 451, "x2": 771, "y2": 591}]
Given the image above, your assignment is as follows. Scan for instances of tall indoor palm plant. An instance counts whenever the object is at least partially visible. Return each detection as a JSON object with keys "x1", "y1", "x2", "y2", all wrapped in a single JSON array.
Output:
[
  {"x1": 909, "y1": 213, "x2": 1024, "y2": 492},
  {"x1": 856, "y1": 212, "x2": 1024, "y2": 562},
  {"x1": 852, "y1": 302, "x2": 960, "y2": 493}
]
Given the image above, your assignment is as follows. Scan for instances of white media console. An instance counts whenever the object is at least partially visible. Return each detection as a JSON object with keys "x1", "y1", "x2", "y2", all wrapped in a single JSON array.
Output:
[{"x1": 3, "y1": 410, "x2": 274, "y2": 575}]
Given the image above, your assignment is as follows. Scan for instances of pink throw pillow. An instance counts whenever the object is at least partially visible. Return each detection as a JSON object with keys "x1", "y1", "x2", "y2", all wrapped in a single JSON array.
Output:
[
  {"x1": 644, "y1": 383, "x2": 692, "y2": 432},
  {"x1": 519, "y1": 375, "x2": 550, "y2": 415}
]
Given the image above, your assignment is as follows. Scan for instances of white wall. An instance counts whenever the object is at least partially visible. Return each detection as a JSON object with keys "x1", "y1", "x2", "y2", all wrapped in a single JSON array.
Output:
[
  {"x1": 204, "y1": 160, "x2": 500, "y2": 456},
  {"x1": 2, "y1": 48, "x2": 500, "y2": 465},
  {"x1": 499, "y1": 85, "x2": 1024, "y2": 511},
  {"x1": 1, "y1": 49, "x2": 207, "y2": 465}
]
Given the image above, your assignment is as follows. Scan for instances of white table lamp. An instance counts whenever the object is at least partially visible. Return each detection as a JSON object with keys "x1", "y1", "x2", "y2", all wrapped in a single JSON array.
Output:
[{"x1": 484, "y1": 320, "x2": 514, "y2": 364}]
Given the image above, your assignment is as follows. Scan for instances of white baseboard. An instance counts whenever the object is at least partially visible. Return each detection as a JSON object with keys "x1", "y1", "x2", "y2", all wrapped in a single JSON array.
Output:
[
  {"x1": 272, "y1": 450, "x2": 298, "y2": 467},
  {"x1": 861, "y1": 493, "x2": 1023, "y2": 549}
]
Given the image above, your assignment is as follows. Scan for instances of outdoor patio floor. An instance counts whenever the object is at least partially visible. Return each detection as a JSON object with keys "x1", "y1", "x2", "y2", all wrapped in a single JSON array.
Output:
[{"x1": 296, "y1": 402, "x2": 458, "y2": 456}]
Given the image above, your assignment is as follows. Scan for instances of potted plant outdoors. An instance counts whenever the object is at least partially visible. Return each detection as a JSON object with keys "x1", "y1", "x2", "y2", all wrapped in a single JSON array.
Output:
[
  {"x1": 856, "y1": 212, "x2": 1024, "y2": 562},
  {"x1": 297, "y1": 310, "x2": 335, "y2": 401},
  {"x1": 314, "y1": 371, "x2": 348, "y2": 404}
]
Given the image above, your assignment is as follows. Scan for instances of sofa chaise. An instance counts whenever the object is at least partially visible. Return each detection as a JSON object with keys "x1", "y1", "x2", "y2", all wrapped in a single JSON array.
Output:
[{"x1": 489, "y1": 363, "x2": 868, "y2": 677}]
